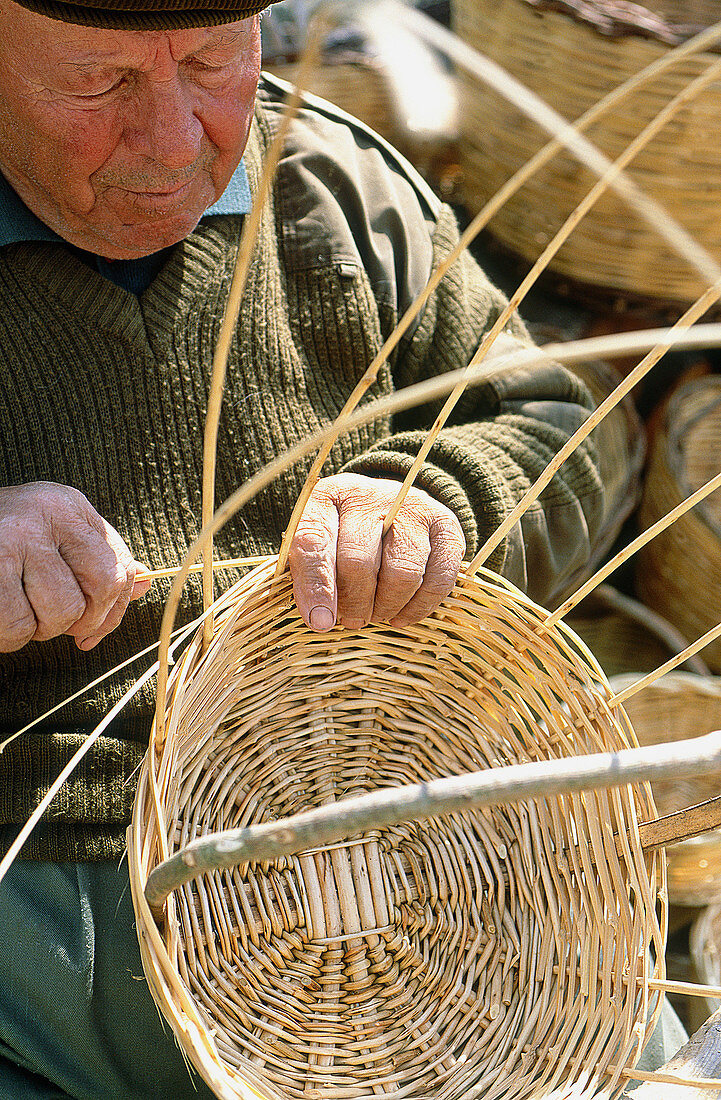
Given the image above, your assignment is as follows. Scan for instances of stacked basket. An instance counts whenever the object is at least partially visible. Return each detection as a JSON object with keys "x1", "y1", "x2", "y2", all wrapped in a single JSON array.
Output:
[
  {"x1": 452, "y1": 0, "x2": 721, "y2": 307},
  {"x1": 636, "y1": 376, "x2": 721, "y2": 672},
  {"x1": 610, "y1": 672, "x2": 721, "y2": 907}
]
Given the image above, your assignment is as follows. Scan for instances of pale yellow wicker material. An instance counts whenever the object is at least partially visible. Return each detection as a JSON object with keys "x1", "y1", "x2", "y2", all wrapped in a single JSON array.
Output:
[
  {"x1": 636, "y1": 377, "x2": 721, "y2": 673},
  {"x1": 609, "y1": 672, "x2": 721, "y2": 906},
  {"x1": 452, "y1": 0, "x2": 721, "y2": 306},
  {"x1": 129, "y1": 560, "x2": 665, "y2": 1100}
]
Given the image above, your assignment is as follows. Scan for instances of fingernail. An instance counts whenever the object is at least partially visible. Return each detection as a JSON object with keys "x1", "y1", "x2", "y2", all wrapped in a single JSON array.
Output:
[
  {"x1": 309, "y1": 606, "x2": 335, "y2": 631},
  {"x1": 77, "y1": 635, "x2": 101, "y2": 651}
]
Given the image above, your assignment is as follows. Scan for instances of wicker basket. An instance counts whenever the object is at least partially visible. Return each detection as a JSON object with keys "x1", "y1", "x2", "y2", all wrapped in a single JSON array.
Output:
[
  {"x1": 609, "y1": 672, "x2": 721, "y2": 906},
  {"x1": 636, "y1": 376, "x2": 721, "y2": 673},
  {"x1": 452, "y1": 0, "x2": 721, "y2": 307},
  {"x1": 129, "y1": 561, "x2": 666, "y2": 1100}
]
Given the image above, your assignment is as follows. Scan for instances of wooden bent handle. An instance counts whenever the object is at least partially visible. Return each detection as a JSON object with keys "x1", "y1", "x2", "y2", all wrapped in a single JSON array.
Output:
[{"x1": 144, "y1": 728, "x2": 721, "y2": 916}]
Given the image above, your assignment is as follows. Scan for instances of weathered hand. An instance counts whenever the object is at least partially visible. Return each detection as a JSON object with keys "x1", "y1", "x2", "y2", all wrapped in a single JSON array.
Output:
[
  {"x1": 0, "y1": 482, "x2": 151, "y2": 652},
  {"x1": 288, "y1": 473, "x2": 465, "y2": 631}
]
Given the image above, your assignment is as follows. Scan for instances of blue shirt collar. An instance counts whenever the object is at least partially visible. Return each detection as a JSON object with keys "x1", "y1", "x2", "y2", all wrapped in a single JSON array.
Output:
[{"x1": 0, "y1": 158, "x2": 252, "y2": 249}]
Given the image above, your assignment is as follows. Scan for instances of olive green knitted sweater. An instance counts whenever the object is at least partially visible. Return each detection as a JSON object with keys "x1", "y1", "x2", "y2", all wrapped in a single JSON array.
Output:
[{"x1": 0, "y1": 79, "x2": 602, "y2": 860}]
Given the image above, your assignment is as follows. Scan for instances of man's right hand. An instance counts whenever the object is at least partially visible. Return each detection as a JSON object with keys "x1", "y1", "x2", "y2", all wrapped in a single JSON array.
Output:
[{"x1": 0, "y1": 482, "x2": 151, "y2": 653}]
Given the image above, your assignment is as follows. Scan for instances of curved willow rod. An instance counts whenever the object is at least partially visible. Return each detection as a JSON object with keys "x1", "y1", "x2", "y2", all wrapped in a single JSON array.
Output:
[
  {"x1": 547, "y1": 471, "x2": 721, "y2": 627},
  {"x1": 144, "y1": 553, "x2": 267, "y2": 582},
  {"x1": 152, "y1": 322, "x2": 721, "y2": 742},
  {"x1": 0, "y1": 620, "x2": 202, "y2": 891},
  {"x1": 200, "y1": 11, "x2": 328, "y2": 650},
  {"x1": 274, "y1": 15, "x2": 721, "y2": 572},
  {"x1": 380, "y1": 57, "x2": 721, "y2": 535},
  {"x1": 611, "y1": 623, "x2": 721, "y2": 707},
  {"x1": 0, "y1": 621, "x2": 197, "y2": 755},
  {"x1": 467, "y1": 279, "x2": 721, "y2": 575}
]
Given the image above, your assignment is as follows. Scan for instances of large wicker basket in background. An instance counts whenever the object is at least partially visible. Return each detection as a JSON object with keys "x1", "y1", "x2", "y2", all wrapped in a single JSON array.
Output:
[
  {"x1": 452, "y1": 0, "x2": 721, "y2": 307},
  {"x1": 636, "y1": 376, "x2": 721, "y2": 673},
  {"x1": 263, "y1": 57, "x2": 401, "y2": 148},
  {"x1": 130, "y1": 561, "x2": 665, "y2": 1100}
]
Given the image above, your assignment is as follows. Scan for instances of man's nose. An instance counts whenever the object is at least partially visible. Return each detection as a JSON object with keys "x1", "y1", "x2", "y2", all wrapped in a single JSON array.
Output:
[{"x1": 125, "y1": 76, "x2": 204, "y2": 169}]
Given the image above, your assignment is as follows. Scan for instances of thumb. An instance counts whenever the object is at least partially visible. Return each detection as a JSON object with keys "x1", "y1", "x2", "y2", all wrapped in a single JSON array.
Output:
[{"x1": 130, "y1": 562, "x2": 152, "y2": 600}]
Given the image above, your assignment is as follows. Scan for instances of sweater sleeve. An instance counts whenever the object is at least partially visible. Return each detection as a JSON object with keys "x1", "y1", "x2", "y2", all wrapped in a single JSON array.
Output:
[{"x1": 341, "y1": 204, "x2": 604, "y2": 607}]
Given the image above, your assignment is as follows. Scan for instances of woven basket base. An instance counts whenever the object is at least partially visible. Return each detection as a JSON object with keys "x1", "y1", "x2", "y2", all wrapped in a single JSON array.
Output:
[{"x1": 131, "y1": 561, "x2": 666, "y2": 1100}]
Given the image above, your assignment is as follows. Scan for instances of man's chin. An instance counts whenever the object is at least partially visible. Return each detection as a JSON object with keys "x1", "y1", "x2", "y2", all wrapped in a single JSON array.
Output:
[{"x1": 82, "y1": 211, "x2": 206, "y2": 260}]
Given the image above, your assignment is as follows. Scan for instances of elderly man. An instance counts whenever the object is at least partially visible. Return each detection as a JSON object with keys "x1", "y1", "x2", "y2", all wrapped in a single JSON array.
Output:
[{"x1": 0, "y1": 0, "x2": 671, "y2": 1095}]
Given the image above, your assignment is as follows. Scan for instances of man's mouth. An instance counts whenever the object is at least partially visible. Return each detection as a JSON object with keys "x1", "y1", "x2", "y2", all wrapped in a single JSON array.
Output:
[{"x1": 104, "y1": 178, "x2": 201, "y2": 219}]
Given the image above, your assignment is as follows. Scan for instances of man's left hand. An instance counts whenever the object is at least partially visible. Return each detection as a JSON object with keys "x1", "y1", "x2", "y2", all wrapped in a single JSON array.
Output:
[{"x1": 288, "y1": 473, "x2": 466, "y2": 631}]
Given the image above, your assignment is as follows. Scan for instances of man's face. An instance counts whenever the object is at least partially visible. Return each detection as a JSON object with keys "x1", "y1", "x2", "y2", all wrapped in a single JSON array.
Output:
[{"x1": 0, "y1": 1, "x2": 261, "y2": 258}]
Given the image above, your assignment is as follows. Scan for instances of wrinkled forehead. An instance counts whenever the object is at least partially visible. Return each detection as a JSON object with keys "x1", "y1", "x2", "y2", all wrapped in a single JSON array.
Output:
[{"x1": 1, "y1": 0, "x2": 274, "y2": 31}]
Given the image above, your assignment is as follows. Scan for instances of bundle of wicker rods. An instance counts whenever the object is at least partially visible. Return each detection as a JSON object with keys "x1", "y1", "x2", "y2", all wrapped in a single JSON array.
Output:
[
  {"x1": 452, "y1": 0, "x2": 721, "y2": 307},
  {"x1": 636, "y1": 376, "x2": 721, "y2": 673},
  {"x1": 129, "y1": 558, "x2": 665, "y2": 1100}
]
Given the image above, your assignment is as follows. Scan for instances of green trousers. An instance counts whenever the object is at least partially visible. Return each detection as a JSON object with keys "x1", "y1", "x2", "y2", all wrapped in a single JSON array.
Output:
[{"x1": 0, "y1": 859, "x2": 688, "y2": 1099}]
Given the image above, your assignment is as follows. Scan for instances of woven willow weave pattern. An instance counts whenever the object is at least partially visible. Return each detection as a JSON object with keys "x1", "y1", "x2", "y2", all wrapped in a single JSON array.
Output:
[{"x1": 130, "y1": 560, "x2": 665, "y2": 1100}]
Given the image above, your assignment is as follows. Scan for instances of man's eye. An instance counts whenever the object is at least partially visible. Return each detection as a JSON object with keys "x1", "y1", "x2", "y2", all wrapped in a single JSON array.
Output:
[
  {"x1": 188, "y1": 58, "x2": 233, "y2": 83},
  {"x1": 76, "y1": 76, "x2": 127, "y2": 99}
]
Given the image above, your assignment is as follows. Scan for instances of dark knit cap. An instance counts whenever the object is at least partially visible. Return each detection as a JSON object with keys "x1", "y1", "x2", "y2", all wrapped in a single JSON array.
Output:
[{"x1": 11, "y1": 0, "x2": 274, "y2": 29}]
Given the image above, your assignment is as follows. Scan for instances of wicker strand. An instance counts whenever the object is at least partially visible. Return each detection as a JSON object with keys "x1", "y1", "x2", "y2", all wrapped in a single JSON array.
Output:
[
  {"x1": 616, "y1": 1067, "x2": 721, "y2": 1088},
  {"x1": 547, "y1": 469, "x2": 721, "y2": 627},
  {"x1": 612, "y1": 622, "x2": 721, "y2": 706},
  {"x1": 468, "y1": 281, "x2": 721, "y2": 576},
  {"x1": 0, "y1": 658, "x2": 161, "y2": 890},
  {"x1": 201, "y1": 11, "x2": 327, "y2": 646},
  {"x1": 650, "y1": 979, "x2": 721, "y2": 1000},
  {"x1": 380, "y1": 56, "x2": 721, "y2": 535}
]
